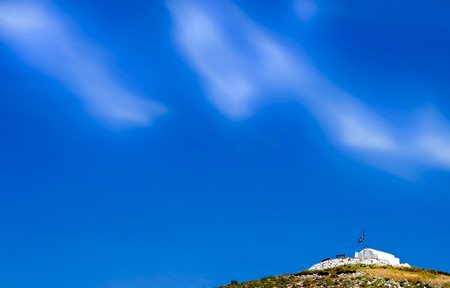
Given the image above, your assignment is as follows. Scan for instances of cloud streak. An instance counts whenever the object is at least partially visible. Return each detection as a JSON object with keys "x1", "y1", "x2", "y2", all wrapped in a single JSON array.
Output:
[
  {"x1": 0, "y1": 0, "x2": 167, "y2": 130},
  {"x1": 168, "y1": 0, "x2": 450, "y2": 178}
]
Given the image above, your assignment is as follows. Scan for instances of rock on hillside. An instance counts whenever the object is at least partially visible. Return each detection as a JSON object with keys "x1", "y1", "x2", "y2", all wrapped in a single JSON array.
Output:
[{"x1": 309, "y1": 257, "x2": 411, "y2": 271}]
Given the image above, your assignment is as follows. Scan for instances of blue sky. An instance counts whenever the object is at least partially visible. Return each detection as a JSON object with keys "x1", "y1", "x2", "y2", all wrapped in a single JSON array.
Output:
[{"x1": 1, "y1": 0, "x2": 450, "y2": 287}]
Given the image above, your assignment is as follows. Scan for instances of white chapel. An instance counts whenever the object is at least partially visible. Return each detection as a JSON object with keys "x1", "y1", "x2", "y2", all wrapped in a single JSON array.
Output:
[{"x1": 355, "y1": 248, "x2": 400, "y2": 266}]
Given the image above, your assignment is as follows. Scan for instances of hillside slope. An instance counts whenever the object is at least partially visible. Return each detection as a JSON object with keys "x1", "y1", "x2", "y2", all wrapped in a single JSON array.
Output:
[{"x1": 219, "y1": 264, "x2": 450, "y2": 288}]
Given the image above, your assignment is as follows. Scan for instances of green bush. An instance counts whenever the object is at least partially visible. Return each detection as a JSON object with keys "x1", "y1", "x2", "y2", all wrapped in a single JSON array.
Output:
[{"x1": 294, "y1": 270, "x2": 315, "y2": 276}]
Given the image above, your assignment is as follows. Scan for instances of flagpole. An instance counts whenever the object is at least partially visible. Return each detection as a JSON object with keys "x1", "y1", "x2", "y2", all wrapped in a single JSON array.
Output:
[
  {"x1": 362, "y1": 230, "x2": 365, "y2": 250},
  {"x1": 358, "y1": 230, "x2": 365, "y2": 252}
]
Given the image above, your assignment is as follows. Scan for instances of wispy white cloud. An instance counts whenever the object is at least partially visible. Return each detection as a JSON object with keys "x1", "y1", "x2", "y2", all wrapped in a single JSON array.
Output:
[
  {"x1": 0, "y1": 0, "x2": 167, "y2": 130},
  {"x1": 167, "y1": 0, "x2": 450, "y2": 178}
]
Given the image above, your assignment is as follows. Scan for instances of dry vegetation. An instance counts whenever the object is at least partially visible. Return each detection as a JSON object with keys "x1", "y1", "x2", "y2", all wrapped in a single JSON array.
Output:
[
  {"x1": 365, "y1": 267, "x2": 450, "y2": 288},
  {"x1": 218, "y1": 264, "x2": 450, "y2": 288}
]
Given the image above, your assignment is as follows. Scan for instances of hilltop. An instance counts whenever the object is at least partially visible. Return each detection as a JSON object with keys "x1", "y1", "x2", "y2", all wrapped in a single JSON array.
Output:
[{"x1": 219, "y1": 263, "x2": 450, "y2": 288}]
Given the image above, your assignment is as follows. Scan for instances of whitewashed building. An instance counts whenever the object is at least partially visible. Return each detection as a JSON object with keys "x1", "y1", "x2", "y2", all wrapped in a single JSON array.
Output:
[{"x1": 354, "y1": 248, "x2": 400, "y2": 266}]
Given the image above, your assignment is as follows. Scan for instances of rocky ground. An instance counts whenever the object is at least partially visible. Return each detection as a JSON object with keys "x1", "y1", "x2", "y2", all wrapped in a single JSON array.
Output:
[
  {"x1": 218, "y1": 264, "x2": 450, "y2": 288},
  {"x1": 309, "y1": 258, "x2": 411, "y2": 271}
]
